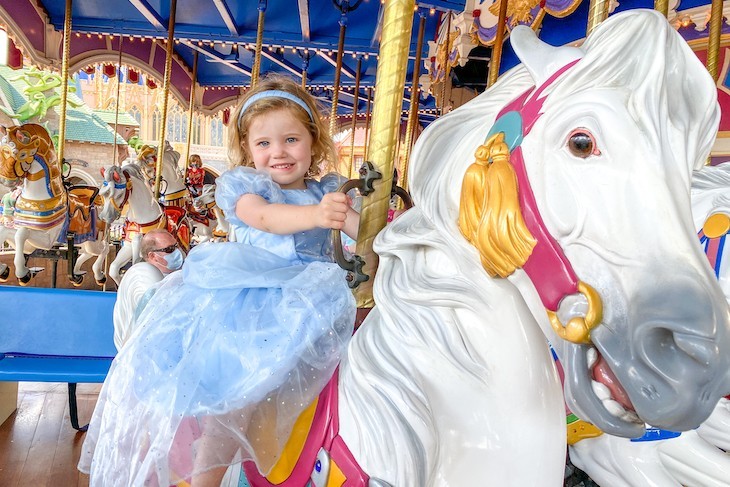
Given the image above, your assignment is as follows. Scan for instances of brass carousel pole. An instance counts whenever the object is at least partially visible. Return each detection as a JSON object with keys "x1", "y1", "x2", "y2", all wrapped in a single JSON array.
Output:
[
  {"x1": 487, "y1": 0, "x2": 508, "y2": 88},
  {"x1": 111, "y1": 35, "x2": 124, "y2": 166},
  {"x1": 707, "y1": 0, "x2": 724, "y2": 82},
  {"x1": 329, "y1": 15, "x2": 347, "y2": 137},
  {"x1": 184, "y1": 50, "x2": 198, "y2": 172},
  {"x1": 402, "y1": 10, "x2": 426, "y2": 189},
  {"x1": 153, "y1": 0, "x2": 177, "y2": 200},
  {"x1": 57, "y1": 0, "x2": 73, "y2": 166},
  {"x1": 586, "y1": 0, "x2": 610, "y2": 37},
  {"x1": 439, "y1": 11, "x2": 452, "y2": 115},
  {"x1": 654, "y1": 0, "x2": 669, "y2": 18},
  {"x1": 354, "y1": 0, "x2": 415, "y2": 308},
  {"x1": 300, "y1": 50, "x2": 311, "y2": 90},
  {"x1": 348, "y1": 56, "x2": 362, "y2": 179},
  {"x1": 252, "y1": 0, "x2": 267, "y2": 87},
  {"x1": 364, "y1": 86, "x2": 372, "y2": 160}
]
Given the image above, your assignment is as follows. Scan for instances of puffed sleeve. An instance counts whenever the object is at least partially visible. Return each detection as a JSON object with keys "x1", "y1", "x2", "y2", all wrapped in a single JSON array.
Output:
[
  {"x1": 318, "y1": 172, "x2": 348, "y2": 194},
  {"x1": 215, "y1": 166, "x2": 285, "y2": 224}
]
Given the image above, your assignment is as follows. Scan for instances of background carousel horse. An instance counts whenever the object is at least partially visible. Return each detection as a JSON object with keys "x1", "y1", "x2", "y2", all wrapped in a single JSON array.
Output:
[
  {"x1": 190, "y1": 183, "x2": 230, "y2": 243},
  {"x1": 224, "y1": 10, "x2": 730, "y2": 487},
  {"x1": 137, "y1": 142, "x2": 191, "y2": 251},
  {"x1": 98, "y1": 163, "x2": 168, "y2": 285},
  {"x1": 560, "y1": 162, "x2": 730, "y2": 487},
  {"x1": 0, "y1": 124, "x2": 109, "y2": 285}
]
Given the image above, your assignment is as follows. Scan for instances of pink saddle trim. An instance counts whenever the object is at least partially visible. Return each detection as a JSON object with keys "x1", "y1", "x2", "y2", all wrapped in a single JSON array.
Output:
[{"x1": 244, "y1": 369, "x2": 369, "y2": 486}]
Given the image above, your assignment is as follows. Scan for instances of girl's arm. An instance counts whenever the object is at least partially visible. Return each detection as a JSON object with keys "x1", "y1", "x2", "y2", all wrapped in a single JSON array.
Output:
[{"x1": 236, "y1": 192, "x2": 356, "y2": 235}]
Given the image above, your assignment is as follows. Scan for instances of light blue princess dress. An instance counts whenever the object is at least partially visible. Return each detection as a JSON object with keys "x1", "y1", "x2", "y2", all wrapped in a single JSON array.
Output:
[{"x1": 79, "y1": 166, "x2": 356, "y2": 486}]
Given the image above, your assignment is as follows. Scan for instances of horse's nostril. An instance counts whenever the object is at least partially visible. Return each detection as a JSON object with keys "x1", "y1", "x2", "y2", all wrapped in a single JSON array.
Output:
[{"x1": 674, "y1": 333, "x2": 716, "y2": 367}]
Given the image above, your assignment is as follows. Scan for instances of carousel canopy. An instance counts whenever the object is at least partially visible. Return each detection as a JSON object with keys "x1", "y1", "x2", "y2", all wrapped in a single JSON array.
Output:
[{"x1": 0, "y1": 0, "x2": 462, "y2": 124}]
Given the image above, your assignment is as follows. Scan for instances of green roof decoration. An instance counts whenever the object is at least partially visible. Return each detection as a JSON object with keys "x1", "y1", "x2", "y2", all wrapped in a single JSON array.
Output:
[{"x1": 0, "y1": 65, "x2": 126, "y2": 146}]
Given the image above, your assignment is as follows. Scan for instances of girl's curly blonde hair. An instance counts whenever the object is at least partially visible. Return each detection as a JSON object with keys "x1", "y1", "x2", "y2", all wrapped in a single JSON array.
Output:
[{"x1": 228, "y1": 74, "x2": 338, "y2": 177}]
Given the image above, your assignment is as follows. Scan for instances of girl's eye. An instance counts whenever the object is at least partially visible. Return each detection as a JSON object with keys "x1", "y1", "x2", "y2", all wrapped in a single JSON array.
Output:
[
  {"x1": 258, "y1": 141, "x2": 269, "y2": 147},
  {"x1": 286, "y1": 137, "x2": 297, "y2": 143},
  {"x1": 567, "y1": 129, "x2": 600, "y2": 158}
]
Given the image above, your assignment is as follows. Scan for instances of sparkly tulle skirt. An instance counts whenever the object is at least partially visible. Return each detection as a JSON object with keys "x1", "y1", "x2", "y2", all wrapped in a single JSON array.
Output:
[{"x1": 78, "y1": 242, "x2": 355, "y2": 486}]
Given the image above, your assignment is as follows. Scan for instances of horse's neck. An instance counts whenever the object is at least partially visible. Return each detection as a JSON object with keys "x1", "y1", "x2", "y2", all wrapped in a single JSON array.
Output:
[
  {"x1": 339, "y1": 255, "x2": 564, "y2": 484},
  {"x1": 162, "y1": 164, "x2": 185, "y2": 194},
  {"x1": 126, "y1": 181, "x2": 162, "y2": 223},
  {"x1": 21, "y1": 164, "x2": 63, "y2": 200}
]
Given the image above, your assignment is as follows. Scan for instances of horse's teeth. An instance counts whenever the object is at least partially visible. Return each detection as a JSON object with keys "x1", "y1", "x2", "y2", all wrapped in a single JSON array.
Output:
[
  {"x1": 602, "y1": 398, "x2": 626, "y2": 417},
  {"x1": 587, "y1": 347, "x2": 598, "y2": 369},
  {"x1": 621, "y1": 411, "x2": 641, "y2": 424},
  {"x1": 591, "y1": 380, "x2": 611, "y2": 401}
]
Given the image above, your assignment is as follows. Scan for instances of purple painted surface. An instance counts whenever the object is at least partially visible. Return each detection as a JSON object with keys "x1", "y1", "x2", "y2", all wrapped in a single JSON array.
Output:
[
  {"x1": 202, "y1": 87, "x2": 238, "y2": 108},
  {"x1": 3, "y1": 0, "x2": 46, "y2": 55}
]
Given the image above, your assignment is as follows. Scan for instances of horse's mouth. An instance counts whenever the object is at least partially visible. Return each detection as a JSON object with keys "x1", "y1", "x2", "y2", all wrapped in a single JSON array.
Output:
[{"x1": 587, "y1": 346, "x2": 641, "y2": 424}]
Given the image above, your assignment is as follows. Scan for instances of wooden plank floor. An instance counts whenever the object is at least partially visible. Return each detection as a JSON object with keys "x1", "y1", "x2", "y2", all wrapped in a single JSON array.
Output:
[{"x1": 0, "y1": 382, "x2": 100, "y2": 487}]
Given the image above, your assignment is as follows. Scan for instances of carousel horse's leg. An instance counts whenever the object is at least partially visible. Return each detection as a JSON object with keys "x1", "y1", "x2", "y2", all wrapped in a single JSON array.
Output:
[
  {"x1": 130, "y1": 234, "x2": 142, "y2": 266},
  {"x1": 109, "y1": 244, "x2": 133, "y2": 286},
  {"x1": 13, "y1": 226, "x2": 33, "y2": 283},
  {"x1": 0, "y1": 227, "x2": 12, "y2": 281},
  {"x1": 90, "y1": 239, "x2": 110, "y2": 285}
]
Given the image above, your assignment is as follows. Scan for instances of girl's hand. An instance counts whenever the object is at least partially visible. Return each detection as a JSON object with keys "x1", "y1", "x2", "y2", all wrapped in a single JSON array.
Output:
[{"x1": 315, "y1": 192, "x2": 351, "y2": 230}]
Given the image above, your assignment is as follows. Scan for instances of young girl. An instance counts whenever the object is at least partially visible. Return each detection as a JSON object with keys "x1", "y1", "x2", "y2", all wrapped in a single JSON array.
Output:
[{"x1": 79, "y1": 75, "x2": 359, "y2": 486}]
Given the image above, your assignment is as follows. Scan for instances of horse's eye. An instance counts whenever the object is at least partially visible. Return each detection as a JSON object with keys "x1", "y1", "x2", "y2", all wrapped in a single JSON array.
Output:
[{"x1": 567, "y1": 130, "x2": 599, "y2": 158}]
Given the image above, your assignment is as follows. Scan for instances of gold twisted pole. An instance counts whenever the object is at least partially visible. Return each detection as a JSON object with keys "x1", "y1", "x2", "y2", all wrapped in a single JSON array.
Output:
[
  {"x1": 184, "y1": 50, "x2": 198, "y2": 172},
  {"x1": 402, "y1": 11, "x2": 426, "y2": 189},
  {"x1": 707, "y1": 0, "x2": 724, "y2": 82},
  {"x1": 354, "y1": 0, "x2": 415, "y2": 308},
  {"x1": 154, "y1": 0, "x2": 177, "y2": 199},
  {"x1": 586, "y1": 0, "x2": 610, "y2": 37},
  {"x1": 439, "y1": 11, "x2": 452, "y2": 115},
  {"x1": 111, "y1": 35, "x2": 124, "y2": 166},
  {"x1": 252, "y1": 1, "x2": 267, "y2": 87},
  {"x1": 654, "y1": 0, "x2": 669, "y2": 18},
  {"x1": 487, "y1": 0, "x2": 508, "y2": 88},
  {"x1": 364, "y1": 87, "x2": 372, "y2": 160},
  {"x1": 348, "y1": 56, "x2": 362, "y2": 179},
  {"x1": 329, "y1": 18, "x2": 347, "y2": 137},
  {"x1": 57, "y1": 0, "x2": 73, "y2": 165}
]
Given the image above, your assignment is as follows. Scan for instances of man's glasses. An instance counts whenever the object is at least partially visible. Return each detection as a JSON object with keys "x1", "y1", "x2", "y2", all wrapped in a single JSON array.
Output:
[{"x1": 152, "y1": 244, "x2": 178, "y2": 254}]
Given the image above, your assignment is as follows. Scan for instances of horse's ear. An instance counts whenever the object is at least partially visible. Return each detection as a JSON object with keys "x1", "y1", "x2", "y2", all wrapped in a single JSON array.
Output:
[
  {"x1": 112, "y1": 171, "x2": 121, "y2": 183},
  {"x1": 511, "y1": 25, "x2": 583, "y2": 86},
  {"x1": 100, "y1": 167, "x2": 106, "y2": 178}
]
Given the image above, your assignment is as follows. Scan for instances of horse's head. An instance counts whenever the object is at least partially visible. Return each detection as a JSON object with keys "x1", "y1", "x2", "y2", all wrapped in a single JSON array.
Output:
[
  {"x1": 99, "y1": 164, "x2": 131, "y2": 223},
  {"x1": 0, "y1": 124, "x2": 51, "y2": 184},
  {"x1": 411, "y1": 10, "x2": 730, "y2": 438},
  {"x1": 192, "y1": 184, "x2": 216, "y2": 212}
]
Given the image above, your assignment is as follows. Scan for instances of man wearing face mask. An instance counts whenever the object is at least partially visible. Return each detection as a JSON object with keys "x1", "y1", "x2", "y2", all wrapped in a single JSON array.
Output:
[{"x1": 112, "y1": 229, "x2": 185, "y2": 351}]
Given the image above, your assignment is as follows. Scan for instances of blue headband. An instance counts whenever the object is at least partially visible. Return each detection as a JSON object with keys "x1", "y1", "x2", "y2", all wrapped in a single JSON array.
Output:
[{"x1": 239, "y1": 90, "x2": 315, "y2": 127}]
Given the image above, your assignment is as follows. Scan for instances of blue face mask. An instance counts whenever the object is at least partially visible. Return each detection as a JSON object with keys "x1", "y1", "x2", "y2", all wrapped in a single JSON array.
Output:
[{"x1": 162, "y1": 248, "x2": 184, "y2": 271}]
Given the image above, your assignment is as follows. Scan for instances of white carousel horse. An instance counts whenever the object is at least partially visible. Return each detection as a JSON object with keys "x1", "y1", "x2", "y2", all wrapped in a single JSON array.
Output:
[
  {"x1": 190, "y1": 183, "x2": 230, "y2": 243},
  {"x1": 0, "y1": 124, "x2": 109, "y2": 285},
  {"x1": 137, "y1": 142, "x2": 189, "y2": 207},
  {"x1": 235, "y1": 10, "x2": 730, "y2": 487},
  {"x1": 136, "y1": 143, "x2": 192, "y2": 251},
  {"x1": 98, "y1": 163, "x2": 167, "y2": 285},
  {"x1": 561, "y1": 163, "x2": 730, "y2": 487}
]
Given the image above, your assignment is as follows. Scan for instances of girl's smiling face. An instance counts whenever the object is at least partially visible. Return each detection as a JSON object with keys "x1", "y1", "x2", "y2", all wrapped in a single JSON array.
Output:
[{"x1": 245, "y1": 108, "x2": 313, "y2": 189}]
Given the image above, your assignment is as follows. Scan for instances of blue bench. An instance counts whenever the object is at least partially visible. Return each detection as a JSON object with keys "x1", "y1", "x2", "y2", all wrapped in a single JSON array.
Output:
[{"x1": 0, "y1": 285, "x2": 116, "y2": 430}]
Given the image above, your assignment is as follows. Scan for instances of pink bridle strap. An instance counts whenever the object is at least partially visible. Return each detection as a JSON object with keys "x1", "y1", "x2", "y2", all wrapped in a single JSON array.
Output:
[{"x1": 496, "y1": 60, "x2": 581, "y2": 311}]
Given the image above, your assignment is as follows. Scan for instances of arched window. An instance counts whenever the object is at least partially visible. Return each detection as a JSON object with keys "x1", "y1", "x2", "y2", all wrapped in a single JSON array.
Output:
[
  {"x1": 192, "y1": 114, "x2": 202, "y2": 145},
  {"x1": 129, "y1": 105, "x2": 142, "y2": 126},
  {"x1": 152, "y1": 108, "x2": 162, "y2": 140},
  {"x1": 211, "y1": 115, "x2": 224, "y2": 147}
]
